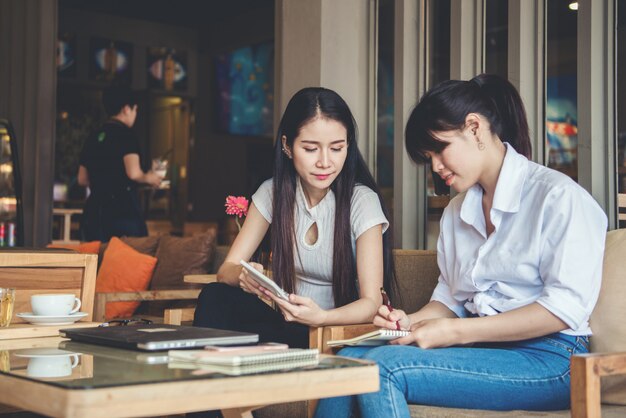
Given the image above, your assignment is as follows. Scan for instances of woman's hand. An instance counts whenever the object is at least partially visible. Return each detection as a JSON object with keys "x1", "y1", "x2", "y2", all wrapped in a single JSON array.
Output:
[
  {"x1": 391, "y1": 317, "x2": 460, "y2": 348},
  {"x1": 373, "y1": 305, "x2": 411, "y2": 331},
  {"x1": 264, "y1": 291, "x2": 329, "y2": 327},
  {"x1": 239, "y1": 262, "x2": 268, "y2": 300}
]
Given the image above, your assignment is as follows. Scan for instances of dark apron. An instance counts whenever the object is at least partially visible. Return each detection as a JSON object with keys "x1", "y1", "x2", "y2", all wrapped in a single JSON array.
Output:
[{"x1": 80, "y1": 187, "x2": 147, "y2": 242}]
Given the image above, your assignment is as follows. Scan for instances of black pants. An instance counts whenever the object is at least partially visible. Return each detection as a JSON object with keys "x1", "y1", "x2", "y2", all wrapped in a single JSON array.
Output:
[
  {"x1": 81, "y1": 190, "x2": 148, "y2": 242},
  {"x1": 193, "y1": 282, "x2": 309, "y2": 348}
]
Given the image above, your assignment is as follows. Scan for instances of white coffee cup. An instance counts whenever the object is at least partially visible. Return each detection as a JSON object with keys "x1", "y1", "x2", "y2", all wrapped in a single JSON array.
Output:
[
  {"x1": 30, "y1": 294, "x2": 81, "y2": 316},
  {"x1": 27, "y1": 354, "x2": 79, "y2": 378}
]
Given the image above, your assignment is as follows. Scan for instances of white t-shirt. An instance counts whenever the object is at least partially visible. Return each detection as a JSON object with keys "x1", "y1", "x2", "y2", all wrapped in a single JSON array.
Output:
[
  {"x1": 431, "y1": 143, "x2": 607, "y2": 336},
  {"x1": 252, "y1": 178, "x2": 389, "y2": 310}
]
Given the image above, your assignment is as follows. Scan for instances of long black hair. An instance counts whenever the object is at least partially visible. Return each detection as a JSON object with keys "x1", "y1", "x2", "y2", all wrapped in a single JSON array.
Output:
[
  {"x1": 271, "y1": 87, "x2": 395, "y2": 308},
  {"x1": 405, "y1": 73, "x2": 531, "y2": 164}
]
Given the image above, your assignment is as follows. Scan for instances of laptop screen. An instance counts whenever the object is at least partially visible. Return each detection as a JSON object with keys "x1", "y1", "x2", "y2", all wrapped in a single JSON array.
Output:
[{"x1": 60, "y1": 324, "x2": 259, "y2": 351}]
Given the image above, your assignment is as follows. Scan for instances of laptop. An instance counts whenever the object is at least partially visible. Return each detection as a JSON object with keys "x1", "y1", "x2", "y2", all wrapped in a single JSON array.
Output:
[
  {"x1": 58, "y1": 340, "x2": 170, "y2": 364},
  {"x1": 60, "y1": 324, "x2": 259, "y2": 351}
]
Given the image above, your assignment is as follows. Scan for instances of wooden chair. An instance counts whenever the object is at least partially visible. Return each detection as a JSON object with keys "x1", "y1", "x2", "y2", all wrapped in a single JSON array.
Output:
[
  {"x1": 309, "y1": 249, "x2": 439, "y2": 355},
  {"x1": 93, "y1": 245, "x2": 230, "y2": 323},
  {"x1": 94, "y1": 289, "x2": 201, "y2": 322},
  {"x1": 0, "y1": 249, "x2": 98, "y2": 325},
  {"x1": 308, "y1": 239, "x2": 626, "y2": 418},
  {"x1": 618, "y1": 193, "x2": 626, "y2": 226},
  {"x1": 0, "y1": 249, "x2": 98, "y2": 415}
]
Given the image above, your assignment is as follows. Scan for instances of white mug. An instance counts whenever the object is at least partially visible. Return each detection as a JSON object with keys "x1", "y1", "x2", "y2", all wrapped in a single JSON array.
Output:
[
  {"x1": 27, "y1": 354, "x2": 79, "y2": 378},
  {"x1": 31, "y1": 294, "x2": 81, "y2": 316}
]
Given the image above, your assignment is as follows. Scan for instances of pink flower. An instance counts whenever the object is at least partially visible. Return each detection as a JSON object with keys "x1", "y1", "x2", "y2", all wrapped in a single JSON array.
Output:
[{"x1": 225, "y1": 195, "x2": 249, "y2": 218}]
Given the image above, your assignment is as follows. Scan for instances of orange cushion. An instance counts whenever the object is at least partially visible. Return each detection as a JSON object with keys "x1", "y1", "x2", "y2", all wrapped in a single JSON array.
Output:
[
  {"x1": 47, "y1": 241, "x2": 101, "y2": 254},
  {"x1": 96, "y1": 237, "x2": 157, "y2": 319}
]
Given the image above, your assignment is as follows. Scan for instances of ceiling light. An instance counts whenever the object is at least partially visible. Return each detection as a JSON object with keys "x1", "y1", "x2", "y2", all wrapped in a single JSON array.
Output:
[{"x1": 569, "y1": 2, "x2": 578, "y2": 11}]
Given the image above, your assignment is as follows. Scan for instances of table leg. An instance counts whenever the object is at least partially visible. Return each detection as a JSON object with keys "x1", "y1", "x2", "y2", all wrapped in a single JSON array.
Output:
[
  {"x1": 63, "y1": 214, "x2": 72, "y2": 242},
  {"x1": 221, "y1": 406, "x2": 261, "y2": 418}
]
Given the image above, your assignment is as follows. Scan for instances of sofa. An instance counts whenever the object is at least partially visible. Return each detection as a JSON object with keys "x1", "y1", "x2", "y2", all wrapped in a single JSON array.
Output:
[
  {"x1": 59, "y1": 228, "x2": 229, "y2": 322},
  {"x1": 258, "y1": 229, "x2": 626, "y2": 418}
]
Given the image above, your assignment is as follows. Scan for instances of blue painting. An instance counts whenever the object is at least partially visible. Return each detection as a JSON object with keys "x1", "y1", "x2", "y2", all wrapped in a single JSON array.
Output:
[
  {"x1": 215, "y1": 41, "x2": 274, "y2": 137},
  {"x1": 546, "y1": 75, "x2": 577, "y2": 166}
]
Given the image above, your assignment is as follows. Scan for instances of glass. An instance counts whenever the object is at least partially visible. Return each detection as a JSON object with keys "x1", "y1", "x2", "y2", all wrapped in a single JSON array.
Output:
[
  {"x1": 617, "y1": 0, "x2": 626, "y2": 229},
  {"x1": 485, "y1": 0, "x2": 508, "y2": 78},
  {"x1": 0, "y1": 119, "x2": 23, "y2": 247},
  {"x1": 152, "y1": 158, "x2": 168, "y2": 179},
  {"x1": 546, "y1": 0, "x2": 578, "y2": 180},
  {"x1": 0, "y1": 341, "x2": 374, "y2": 388},
  {"x1": 0, "y1": 288, "x2": 15, "y2": 327},
  {"x1": 0, "y1": 351, "x2": 9, "y2": 372},
  {"x1": 376, "y1": 0, "x2": 395, "y2": 226}
]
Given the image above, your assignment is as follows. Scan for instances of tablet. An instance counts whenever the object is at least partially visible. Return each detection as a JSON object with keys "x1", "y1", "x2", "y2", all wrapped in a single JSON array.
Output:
[{"x1": 240, "y1": 260, "x2": 290, "y2": 301}]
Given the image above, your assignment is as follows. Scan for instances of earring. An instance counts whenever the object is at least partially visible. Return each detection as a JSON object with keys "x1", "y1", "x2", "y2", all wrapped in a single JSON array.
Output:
[
  {"x1": 477, "y1": 140, "x2": 485, "y2": 151},
  {"x1": 282, "y1": 147, "x2": 292, "y2": 158}
]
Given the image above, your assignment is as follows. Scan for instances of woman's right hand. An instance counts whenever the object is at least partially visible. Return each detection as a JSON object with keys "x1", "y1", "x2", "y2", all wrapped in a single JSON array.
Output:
[
  {"x1": 373, "y1": 305, "x2": 411, "y2": 330},
  {"x1": 239, "y1": 262, "x2": 269, "y2": 300}
]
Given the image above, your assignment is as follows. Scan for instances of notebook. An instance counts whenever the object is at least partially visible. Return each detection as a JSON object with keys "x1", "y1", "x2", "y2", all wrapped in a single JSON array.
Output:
[
  {"x1": 168, "y1": 347, "x2": 319, "y2": 366},
  {"x1": 168, "y1": 357, "x2": 320, "y2": 376},
  {"x1": 59, "y1": 324, "x2": 259, "y2": 351},
  {"x1": 327, "y1": 329, "x2": 411, "y2": 347}
]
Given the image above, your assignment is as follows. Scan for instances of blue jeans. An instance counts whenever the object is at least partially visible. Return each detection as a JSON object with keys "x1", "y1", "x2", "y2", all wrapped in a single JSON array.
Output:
[{"x1": 314, "y1": 333, "x2": 589, "y2": 418}]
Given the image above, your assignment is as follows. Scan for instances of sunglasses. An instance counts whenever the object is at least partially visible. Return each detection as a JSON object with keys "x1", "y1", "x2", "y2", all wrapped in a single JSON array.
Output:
[{"x1": 98, "y1": 318, "x2": 153, "y2": 327}]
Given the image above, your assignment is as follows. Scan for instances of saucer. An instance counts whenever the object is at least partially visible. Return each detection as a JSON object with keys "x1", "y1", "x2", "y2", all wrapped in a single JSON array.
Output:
[
  {"x1": 14, "y1": 348, "x2": 80, "y2": 358},
  {"x1": 16, "y1": 312, "x2": 88, "y2": 326}
]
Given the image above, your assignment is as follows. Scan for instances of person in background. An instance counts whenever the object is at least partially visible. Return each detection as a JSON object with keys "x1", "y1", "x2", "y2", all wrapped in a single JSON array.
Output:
[
  {"x1": 315, "y1": 74, "x2": 607, "y2": 417},
  {"x1": 78, "y1": 85, "x2": 162, "y2": 242},
  {"x1": 193, "y1": 87, "x2": 396, "y2": 349}
]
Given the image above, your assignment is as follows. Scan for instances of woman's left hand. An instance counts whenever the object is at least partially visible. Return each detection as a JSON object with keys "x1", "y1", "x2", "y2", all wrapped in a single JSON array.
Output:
[
  {"x1": 264, "y1": 291, "x2": 329, "y2": 326},
  {"x1": 391, "y1": 317, "x2": 460, "y2": 348}
]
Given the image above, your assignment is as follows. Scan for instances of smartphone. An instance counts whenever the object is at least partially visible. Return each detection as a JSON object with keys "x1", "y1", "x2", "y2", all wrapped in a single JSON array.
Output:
[{"x1": 240, "y1": 260, "x2": 290, "y2": 301}]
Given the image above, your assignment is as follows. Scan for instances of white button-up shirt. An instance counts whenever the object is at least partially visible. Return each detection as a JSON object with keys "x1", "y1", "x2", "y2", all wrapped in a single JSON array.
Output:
[{"x1": 431, "y1": 143, "x2": 607, "y2": 336}]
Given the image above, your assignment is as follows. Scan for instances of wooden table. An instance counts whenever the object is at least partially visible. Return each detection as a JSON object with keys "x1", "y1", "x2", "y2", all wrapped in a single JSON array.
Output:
[
  {"x1": 183, "y1": 273, "x2": 217, "y2": 284},
  {"x1": 0, "y1": 340, "x2": 379, "y2": 418},
  {"x1": 52, "y1": 208, "x2": 83, "y2": 244}
]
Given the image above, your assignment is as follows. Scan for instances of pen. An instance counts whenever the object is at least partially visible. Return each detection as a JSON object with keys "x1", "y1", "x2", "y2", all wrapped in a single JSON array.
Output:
[{"x1": 380, "y1": 287, "x2": 401, "y2": 330}]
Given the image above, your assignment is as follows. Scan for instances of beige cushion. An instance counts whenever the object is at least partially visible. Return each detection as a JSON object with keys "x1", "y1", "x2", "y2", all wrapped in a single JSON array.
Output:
[
  {"x1": 590, "y1": 228, "x2": 626, "y2": 405},
  {"x1": 409, "y1": 404, "x2": 626, "y2": 418},
  {"x1": 392, "y1": 249, "x2": 439, "y2": 313}
]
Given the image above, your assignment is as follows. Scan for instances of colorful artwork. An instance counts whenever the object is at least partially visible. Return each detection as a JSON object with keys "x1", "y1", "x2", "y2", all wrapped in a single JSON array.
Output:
[
  {"x1": 215, "y1": 41, "x2": 274, "y2": 137},
  {"x1": 546, "y1": 75, "x2": 577, "y2": 166},
  {"x1": 57, "y1": 33, "x2": 76, "y2": 78},
  {"x1": 147, "y1": 47, "x2": 187, "y2": 91},
  {"x1": 89, "y1": 38, "x2": 132, "y2": 84}
]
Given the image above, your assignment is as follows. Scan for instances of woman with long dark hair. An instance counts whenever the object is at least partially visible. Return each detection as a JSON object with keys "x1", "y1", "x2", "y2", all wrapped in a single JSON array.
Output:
[
  {"x1": 194, "y1": 87, "x2": 395, "y2": 348},
  {"x1": 315, "y1": 74, "x2": 607, "y2": 417}
]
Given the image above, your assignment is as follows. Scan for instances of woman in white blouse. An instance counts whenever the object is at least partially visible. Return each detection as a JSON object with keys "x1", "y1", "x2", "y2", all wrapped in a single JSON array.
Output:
[
  {"x1": 315, "y1": 74, "x2": 607, "y2": 417},
  {"x1": 193, "y1": 87, "x2": 395, "y2": 349}
]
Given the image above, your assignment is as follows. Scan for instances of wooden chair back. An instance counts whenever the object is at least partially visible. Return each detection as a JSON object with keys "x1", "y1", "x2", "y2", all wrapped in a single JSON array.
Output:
[
  {"x1": 618, "y1": 193, "x2": 626, "y2": 223},
  {"x1": 0, "y1": 250, "x2": 98, "y2": 323},
  {"x1": 164, "y1": 307, "x2": 195, "y2": 325}
]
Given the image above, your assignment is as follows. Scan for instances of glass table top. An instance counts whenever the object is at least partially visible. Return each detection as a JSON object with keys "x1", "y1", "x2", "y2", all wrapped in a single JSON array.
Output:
[{"x1": 0, "y1": 340, "x2": 373, "y2": 390}]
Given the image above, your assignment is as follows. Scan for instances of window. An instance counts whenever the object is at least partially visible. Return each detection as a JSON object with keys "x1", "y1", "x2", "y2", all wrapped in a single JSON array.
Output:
[
  {"x1": 617, "y1": 0, "x2": 626, "y2": 226},
  {"x1": 377, "y1": 0, "x2": 395, "y2": 224},
  {"x1": 546, "y1": 0, "x2": 578, "y2": 180},
  {"x1": 485, "y1": 0, "x2": 508, "y2": 78},
  {"x1": 425, "y1": 0, "x2": 451, "y2": 249}
]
